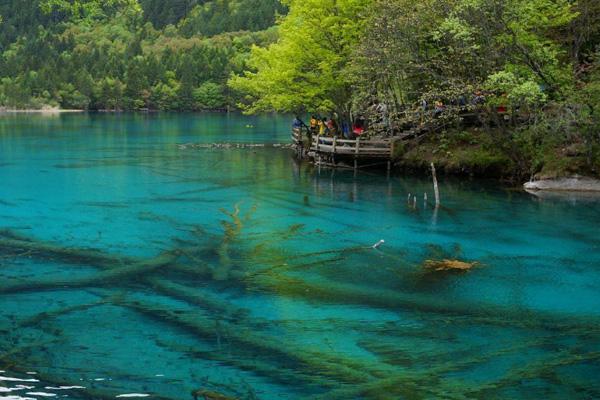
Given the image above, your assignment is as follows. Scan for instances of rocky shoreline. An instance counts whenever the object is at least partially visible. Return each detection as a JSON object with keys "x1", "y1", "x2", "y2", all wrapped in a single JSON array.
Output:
[{"x1": 524, "y1": 176, "x2": 600, "y2": 192}]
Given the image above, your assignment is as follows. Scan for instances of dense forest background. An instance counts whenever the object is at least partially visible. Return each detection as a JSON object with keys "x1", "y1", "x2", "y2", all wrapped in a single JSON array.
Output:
[{"x1": 0, "y1": 0, "x2": 284, "y2": 111}]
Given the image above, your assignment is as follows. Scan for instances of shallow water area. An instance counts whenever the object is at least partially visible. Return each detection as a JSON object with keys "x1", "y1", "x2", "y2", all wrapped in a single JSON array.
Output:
[{"x1": 1, "y1": 113, "x2": 599, "y2": 399}]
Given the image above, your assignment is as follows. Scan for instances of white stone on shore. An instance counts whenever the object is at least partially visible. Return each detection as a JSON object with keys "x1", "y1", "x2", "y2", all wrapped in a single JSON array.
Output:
[{"x1": 524, "y1": 175, "x2": 600, "y2": 192}]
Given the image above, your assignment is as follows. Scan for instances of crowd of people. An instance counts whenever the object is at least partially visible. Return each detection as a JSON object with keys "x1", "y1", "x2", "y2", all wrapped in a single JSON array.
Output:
[{"x1": 292, "y1": 115, "x2": 366, "y2": 140}]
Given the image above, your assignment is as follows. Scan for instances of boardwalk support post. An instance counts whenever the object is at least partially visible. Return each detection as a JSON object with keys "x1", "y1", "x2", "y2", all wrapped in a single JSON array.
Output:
[{"x1": 332, "y1": 137, "x2": 337, "y2": 167}]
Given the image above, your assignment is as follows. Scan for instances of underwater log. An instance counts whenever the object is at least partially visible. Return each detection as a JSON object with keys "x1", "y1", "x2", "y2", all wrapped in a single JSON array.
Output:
[
  {"x1": 117, "y1": 297, "x2": 392, "y2": 386},
  {"x1": 248, "y1": 274, "x2": 600, "y2": 333},
  {"x1": 0, "y1": 251, "x2": 178, "y2": 294}
]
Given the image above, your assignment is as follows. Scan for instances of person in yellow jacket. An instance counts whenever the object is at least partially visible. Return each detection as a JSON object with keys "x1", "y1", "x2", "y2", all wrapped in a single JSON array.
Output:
[
  {"x1": 310, "y1": 115, "x2": 318, "y2": 134},
  {"x1": 318, "y1": 118, "x2": 327, "y2": 135}
]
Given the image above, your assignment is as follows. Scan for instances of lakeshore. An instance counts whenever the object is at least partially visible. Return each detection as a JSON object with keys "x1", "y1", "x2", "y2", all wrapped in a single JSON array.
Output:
[{"x1": 0, "y1": 107, "x2": 85, "y2": 114}]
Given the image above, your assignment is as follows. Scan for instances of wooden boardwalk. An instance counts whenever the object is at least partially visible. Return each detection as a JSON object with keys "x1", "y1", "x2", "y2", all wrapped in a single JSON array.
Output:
[{"x1": 292, "y1": 128, "x2": 400, "y2": 169}]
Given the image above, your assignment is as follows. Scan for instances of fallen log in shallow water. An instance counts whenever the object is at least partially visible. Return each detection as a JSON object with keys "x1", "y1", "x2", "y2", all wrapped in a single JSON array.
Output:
[
  {"x1": 0, "y1": 232, "x2": 131, "y2": 269},
  {"x1": 320, "y1": 340, "x2": 578, "y2": 399},
  {"x1": 249, "y1": 273, "x2": 600, "y2": 333},
  {"x1": 116, "y1": 296, "x2": 394, "y2": 387},
  {"x1": 17, "y1": 299, "x2": 108, "y2": 328},
  {"x1": 145, "y1": 278, "x2": 252, "y2": 323},
  {"x1": 465, "y1": 349, "x2": 600, "y2": 398},
  {"x1": 0, "y1": 251, "x2": 178, "y2": 294},
  {"x1": 157, "y1": 339, "x2": 333, "y2": 393}
]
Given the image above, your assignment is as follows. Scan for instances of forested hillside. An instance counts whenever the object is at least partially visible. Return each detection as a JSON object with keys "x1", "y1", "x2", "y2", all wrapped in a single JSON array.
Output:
[
  {"x1": 231, "y1": 0, "x2": 600, "y2": 179},
  {"x1": 0, "y1": 0, "x2": 284, "y2": 110}
]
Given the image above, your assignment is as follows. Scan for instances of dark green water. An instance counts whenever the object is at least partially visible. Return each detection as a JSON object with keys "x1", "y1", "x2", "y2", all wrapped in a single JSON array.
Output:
[{"x1": 0, "y1": 113, "x2": 599, "y2": 399}]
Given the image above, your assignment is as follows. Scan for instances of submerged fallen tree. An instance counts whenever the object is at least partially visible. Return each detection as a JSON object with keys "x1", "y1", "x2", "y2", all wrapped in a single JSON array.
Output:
[
  {"x1": 247, "y1": 272, "x2": 600, "y2": 334},
  {"x1": 0, "y1": 250, "x2": 178, "y2": 295},
  {"x1": 0, "y1": 235, "x2": 129, "y2": 269},
  {"x1": 116, "y1": 296, "x2": 388, "y2": 387}
]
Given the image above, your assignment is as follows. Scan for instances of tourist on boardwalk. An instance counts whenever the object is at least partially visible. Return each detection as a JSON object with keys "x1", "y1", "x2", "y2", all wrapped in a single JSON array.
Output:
[
  {"x1": 318, "y1": 117, "x2": 327, "y2": 135},
  {"x1": 327, "y1": 117, "x2": 339, "y2": 137},
  {"x1": 341, "y1": 121, "x2": 352, "y2": 139},
  {"x1": 309, "y1": 115, "x2": 318, "y2": 135},
  {"x1": 352, "y1": 118, "x2": 365, "y2": 136},
  {"x1": 292, "y1": 116, "x2": 307, "y2": 130}
]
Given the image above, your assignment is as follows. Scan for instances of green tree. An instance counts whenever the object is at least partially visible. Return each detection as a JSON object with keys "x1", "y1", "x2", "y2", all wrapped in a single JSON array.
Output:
[
  {"x1": 149, "y1": 71, "x2": 180, "y2": 110},
  {"x1": 124, "y1": 56, "x2": 149, "y2": 109},
  {"x1": 95, "y1": 77, "x2": 125, "y2": 110},
  {"x1": 194, "y1": 81, "x2": 226, "y2": 110},
  {"x1": 178, "y1": 55, "x2": 197, "y2": 110},
  {"x1": 57, "y1": 82, "x2": 90, "y2": 109},
  {"x1": 229, "y1": 0, "x2": 371, "y2": 117}
]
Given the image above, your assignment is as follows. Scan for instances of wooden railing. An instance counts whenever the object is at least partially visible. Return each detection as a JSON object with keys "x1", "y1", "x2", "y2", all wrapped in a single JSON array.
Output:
[
  {"x1": 311, "y1": 135, "x2": 396, "y2": 158},
  {"x1": 292, "y1": 128, "x2": 302, "y2": 145}
]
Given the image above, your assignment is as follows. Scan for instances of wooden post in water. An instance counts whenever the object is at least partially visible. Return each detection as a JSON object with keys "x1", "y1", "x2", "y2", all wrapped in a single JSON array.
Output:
[
  {"x1": 431, "y1": 162, "x2": 440, "y2": 208},
  {"x1": 332, "y1": 137, "x2": 337, "y2": 167},
  {"x1": 354, "y1": 138, "x2": 360, "y2": 173}
]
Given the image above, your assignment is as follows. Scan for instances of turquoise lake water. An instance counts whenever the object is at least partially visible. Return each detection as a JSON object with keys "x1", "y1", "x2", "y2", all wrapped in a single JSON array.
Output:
[{"x1": 0, "y1": 112, "x2": 599, "y2": 399}]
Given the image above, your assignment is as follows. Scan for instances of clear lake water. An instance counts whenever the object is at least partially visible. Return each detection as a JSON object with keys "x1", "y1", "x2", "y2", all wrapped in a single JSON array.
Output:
[{"x1": 0, "y1": 112, "x2": 599, "y2": 399}]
